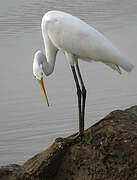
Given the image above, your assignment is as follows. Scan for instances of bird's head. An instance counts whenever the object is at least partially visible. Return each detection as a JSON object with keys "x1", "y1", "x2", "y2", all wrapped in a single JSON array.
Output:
[{"x1": 33, "y1": 50, "x2": 49, "y2": 106}]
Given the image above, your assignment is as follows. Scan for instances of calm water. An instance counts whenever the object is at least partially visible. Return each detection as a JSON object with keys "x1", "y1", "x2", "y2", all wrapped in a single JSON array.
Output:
[{"x1": 0, "y1": 0, "x2": 137, "y2": 165}]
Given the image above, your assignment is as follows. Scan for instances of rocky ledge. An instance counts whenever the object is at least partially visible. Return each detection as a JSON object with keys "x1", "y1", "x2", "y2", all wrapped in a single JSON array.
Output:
[{"x1": 1, "y1": 105, "x2": 137, "y2": 180}]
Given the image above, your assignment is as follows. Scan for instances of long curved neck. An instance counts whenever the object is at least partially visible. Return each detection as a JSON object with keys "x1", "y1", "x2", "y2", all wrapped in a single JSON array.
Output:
[
  {"x1": 41, "y1": 18, "x2": 58, "y2": 76},
  {"x1": 41, "y1": 54, "x2": 54, "y2": 76}
]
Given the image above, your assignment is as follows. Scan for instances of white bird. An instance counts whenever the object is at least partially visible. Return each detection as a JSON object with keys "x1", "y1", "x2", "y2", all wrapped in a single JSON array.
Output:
[{"x1": 33, "y1": 10, "x2": 134, "y2": 140}]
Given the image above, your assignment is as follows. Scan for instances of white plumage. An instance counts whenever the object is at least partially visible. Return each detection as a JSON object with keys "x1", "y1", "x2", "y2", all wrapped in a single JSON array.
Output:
[
  {"x1": 41, "y1": 11, "x2": 133, "y2": 73},
  {"x1": 33, "y1": 10, "x2": 134, "y2": 139}
]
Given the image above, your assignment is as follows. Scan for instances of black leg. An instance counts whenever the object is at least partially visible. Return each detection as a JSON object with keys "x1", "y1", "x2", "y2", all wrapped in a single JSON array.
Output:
[
  {"x1": 71, "y1": 66, "x2": 84, "y2": 137},
  {"x1": 76, "y1": 63, "x2": 87, "y2": 135}
]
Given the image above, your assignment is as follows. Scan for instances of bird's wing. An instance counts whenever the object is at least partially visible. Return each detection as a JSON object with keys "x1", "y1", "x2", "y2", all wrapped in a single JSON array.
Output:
[
  {"x1": 103, "y1": 62, "x2": 122, "y2": 74},
  {"x1": 44, "y1": 11, "x2": 133, "y2": 72}
]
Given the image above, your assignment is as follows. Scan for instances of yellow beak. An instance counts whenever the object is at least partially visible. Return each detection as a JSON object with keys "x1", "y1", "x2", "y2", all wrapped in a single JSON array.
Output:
[{"x1": 37, "y1": 78, "x2": 49, "y2": 106}]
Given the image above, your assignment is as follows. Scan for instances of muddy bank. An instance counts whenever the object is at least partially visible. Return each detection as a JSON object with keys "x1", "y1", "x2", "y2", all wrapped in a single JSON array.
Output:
[{"x1": 1, "y1": 105, "x2": 137, "y2": 180}]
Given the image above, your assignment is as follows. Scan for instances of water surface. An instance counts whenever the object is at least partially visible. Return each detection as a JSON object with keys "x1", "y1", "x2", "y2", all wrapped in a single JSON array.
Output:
[{"x1": 0, "y1": 0, "x2": 137, "y2": 165}]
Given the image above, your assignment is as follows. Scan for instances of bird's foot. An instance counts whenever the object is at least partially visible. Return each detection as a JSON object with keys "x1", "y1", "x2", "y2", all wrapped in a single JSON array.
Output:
[{"x1": 55, "y1": 132, "x2": 84, "y2": 143}]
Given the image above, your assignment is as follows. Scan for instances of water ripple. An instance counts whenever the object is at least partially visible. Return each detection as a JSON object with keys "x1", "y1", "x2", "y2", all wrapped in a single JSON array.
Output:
[{"x1": 0, "y1": 0, "x2": 137, "y2": 39}]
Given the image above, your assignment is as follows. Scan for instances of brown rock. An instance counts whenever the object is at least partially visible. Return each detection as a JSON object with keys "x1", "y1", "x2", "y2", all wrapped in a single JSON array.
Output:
[
  {"x1": 0, "y1": 164, "x2": 23, "y2": 180},
  {"x1": 1, "y1": 105, "x2": 137, "y2": 180}
]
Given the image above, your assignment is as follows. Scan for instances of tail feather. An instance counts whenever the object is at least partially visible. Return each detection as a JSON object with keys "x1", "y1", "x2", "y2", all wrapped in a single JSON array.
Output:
[
  {"x1": 115, "y1": 53, "x2": 134, "y2": 72},
  {"x1": 103, "y1": 62, "x2": 122, "y2": 74},
  {"x1": 105, "y1": 46, "x2": 134, "y2": 72},
  {"x1": 100, "y1": 39, "x2": 134, "y2": 72}
]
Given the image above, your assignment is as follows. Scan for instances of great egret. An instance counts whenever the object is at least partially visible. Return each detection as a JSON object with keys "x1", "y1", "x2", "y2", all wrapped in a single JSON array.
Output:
[{"x1": 33, "y1": 10, "x2": 134, "y2": 140}]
